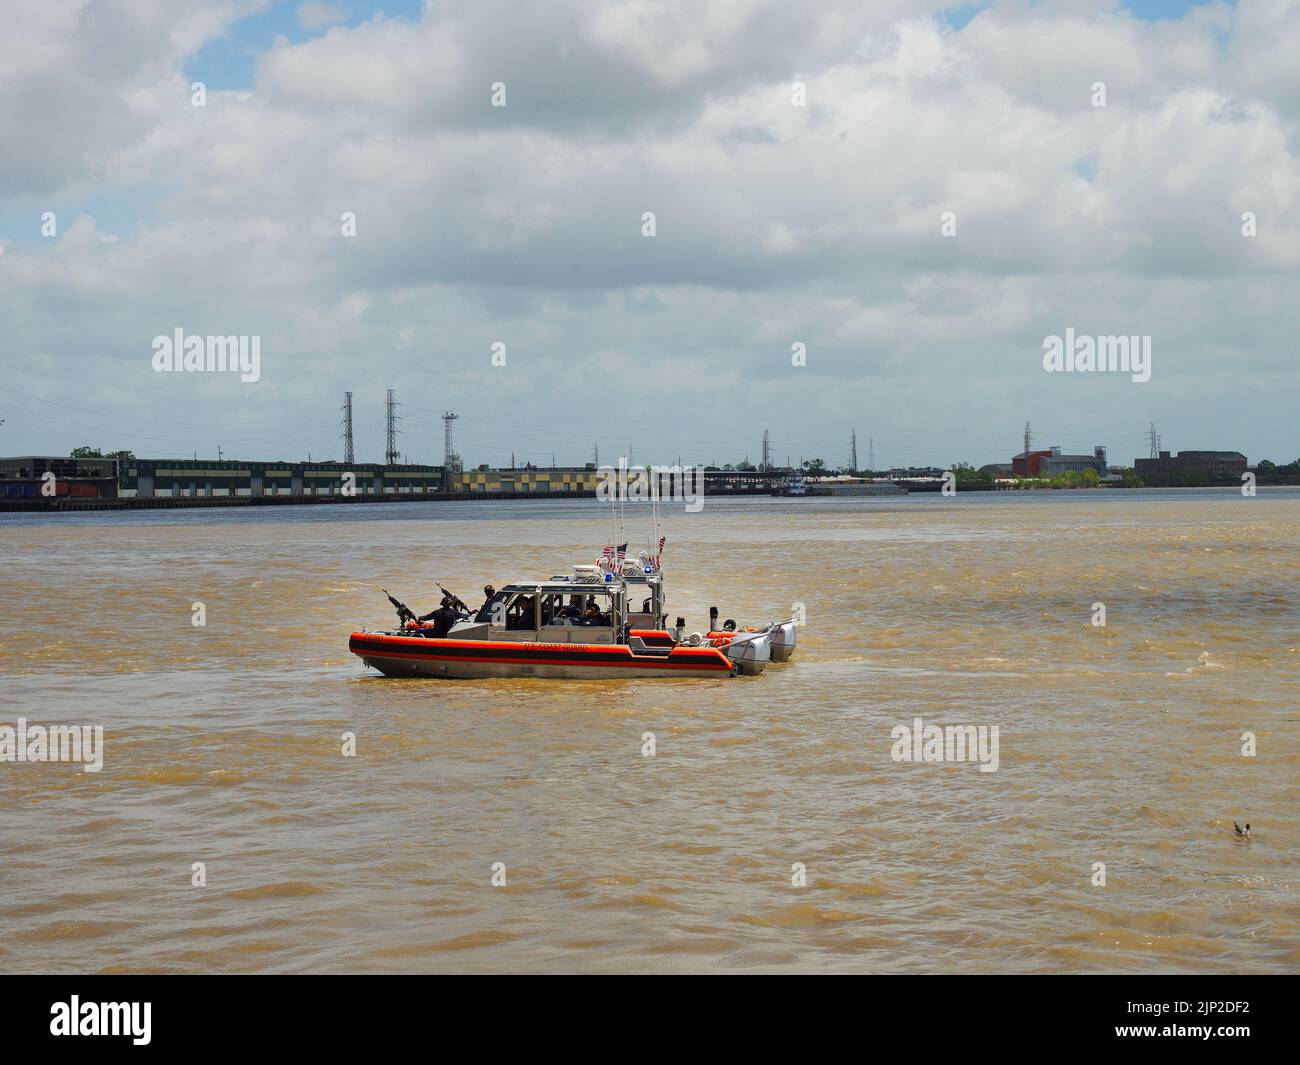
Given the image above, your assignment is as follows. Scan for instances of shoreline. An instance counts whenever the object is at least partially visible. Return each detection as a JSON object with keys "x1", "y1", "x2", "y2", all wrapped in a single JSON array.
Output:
[{"x1": 3, "y1": 481, "x2": 1290, "y2": 514}]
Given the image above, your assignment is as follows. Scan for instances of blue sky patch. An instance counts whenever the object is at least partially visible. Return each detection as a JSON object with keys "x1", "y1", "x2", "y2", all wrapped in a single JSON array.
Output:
[{"x1": 184, "y1": 1, "x2": 427, "y2": 91}]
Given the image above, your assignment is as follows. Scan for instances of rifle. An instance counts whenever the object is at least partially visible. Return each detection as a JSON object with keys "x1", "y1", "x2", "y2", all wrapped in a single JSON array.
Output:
[
  {"x1": 438, "y1": 584, "x2": 472, "y2": 617},
  {"x1": 382, "y1": 588, "x2": 417, "y2": 626}
]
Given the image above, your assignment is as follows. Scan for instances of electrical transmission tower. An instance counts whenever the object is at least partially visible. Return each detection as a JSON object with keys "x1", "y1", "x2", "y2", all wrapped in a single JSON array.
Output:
[
  {"x1": 1024, "y1": 421, "x2": 1033, "y2": 457},
  {"x1": 760, "y1": 430, "x2": 772, "y2": 471},
  {"x1": 850, "y1": 429, "x2": 858, "y2": 472},
  {"x1": 442, "y1": 411, "x2": 461, "y2": 475},
  {"x1": 341, "y1": 391, "x2": 354, "y2": 465},
  {"x1": 1148, "y1": 422, "x2": 1160, "y2": 458},
  {"x1": 385, "y1": 389, "x2": 400, "y2": 465}
]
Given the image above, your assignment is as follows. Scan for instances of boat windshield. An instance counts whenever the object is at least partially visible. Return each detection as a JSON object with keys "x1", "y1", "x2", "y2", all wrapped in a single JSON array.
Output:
[{"x1": 474, "y1": 591, "x2": 510, "y2": 624}]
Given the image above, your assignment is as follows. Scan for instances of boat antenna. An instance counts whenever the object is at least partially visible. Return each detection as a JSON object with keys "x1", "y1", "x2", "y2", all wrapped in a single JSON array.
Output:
[
  {"x1": 649, "y1": 465, "x2": 659, "y2": 558},
  {"x1": 609, "y1": 474, "x2": 617, "y2": 561}
]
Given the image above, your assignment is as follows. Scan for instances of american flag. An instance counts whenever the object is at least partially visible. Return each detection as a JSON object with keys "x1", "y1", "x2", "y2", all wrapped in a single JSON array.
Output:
[
  {"x1": 658, "y1": 536, "x2": 666, "y2": 552},
  {"x1": 647, "y1": 555, "x2": 660, "y2": 569},
  {"x1": 600, "y1": 544, "x2": 615, "y2": 565},
  {"x1": 615, "y1": 543, "x2": 627, "y2": 563}
]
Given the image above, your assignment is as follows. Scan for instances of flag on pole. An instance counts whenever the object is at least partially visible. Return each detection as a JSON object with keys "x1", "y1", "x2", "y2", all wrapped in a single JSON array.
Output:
[
  {"x1": 658, "y1": 536, "x2": 666, "y2": 552},
  {"x1": 616, "y1": 543, "x2": 627, "y2": 563},
  {"x1": 600, "y1": 544, "x2": 615, "y2": 567}
]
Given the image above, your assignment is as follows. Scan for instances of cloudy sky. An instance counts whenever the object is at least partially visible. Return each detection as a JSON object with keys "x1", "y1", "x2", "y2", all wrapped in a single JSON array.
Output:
[{"x1": 1, "y1": 0, "x2": 1297, "y2": 470}]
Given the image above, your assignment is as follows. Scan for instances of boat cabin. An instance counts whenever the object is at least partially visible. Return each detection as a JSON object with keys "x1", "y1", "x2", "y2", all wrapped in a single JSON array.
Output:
[
  {"x1": 615, "y1": 566, "x2": 666, "y2": 630},
  {"x1": 461, "y1": 578, "x2": 630, "y2": 644},
  {"x1": 553, "y1": 560, "x2": 665, "y2": 630}
]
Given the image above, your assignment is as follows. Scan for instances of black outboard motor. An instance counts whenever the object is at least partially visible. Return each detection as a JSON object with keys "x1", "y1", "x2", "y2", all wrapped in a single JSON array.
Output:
[
  {"x1": 674, "y1": 616, "x2": 686, "y2": 643},
  {"x1": 709, "y1": 606, "x2": 719, "y2": 634}
]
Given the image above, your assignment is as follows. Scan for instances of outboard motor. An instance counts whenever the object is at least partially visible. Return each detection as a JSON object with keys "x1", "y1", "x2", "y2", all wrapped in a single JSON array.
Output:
[
  {"x1": 721, "y1": 628, "x2": 772, "y2": 676},
  {"x1": 709, "y1": 606, "x2": 719, "y2": 634},
  {"x1": 674, "y1": 616, "x2": 686, "y2": 643}
]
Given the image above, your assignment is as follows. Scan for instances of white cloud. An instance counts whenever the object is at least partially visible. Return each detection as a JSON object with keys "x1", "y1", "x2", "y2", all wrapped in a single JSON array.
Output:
[{"x1": 1, "y1": 0, "x2": 1298, "y2": 466}]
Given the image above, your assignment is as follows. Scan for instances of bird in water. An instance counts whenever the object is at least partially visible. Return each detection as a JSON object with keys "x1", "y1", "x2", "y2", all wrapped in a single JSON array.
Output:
[{"x1": 1234, "y1": 821, "x2": 1251, "y2": 838}]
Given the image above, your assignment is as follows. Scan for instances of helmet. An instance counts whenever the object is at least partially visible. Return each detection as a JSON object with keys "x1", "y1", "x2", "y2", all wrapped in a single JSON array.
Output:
[{"x1": 441, "y1": 595, "x2": 453, "y2": 607}]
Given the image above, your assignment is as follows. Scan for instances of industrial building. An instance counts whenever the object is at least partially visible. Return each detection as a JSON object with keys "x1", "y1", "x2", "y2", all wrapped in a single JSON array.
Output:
[
  {"x1": 1012, "y1": 446, "x2": 1107, "y2": 478},
  {"x1": 447, "y1": 465, "x2": 785, "y2": 494},
  {"x1": 117, "y1": 458, "x2": 443, "y2": 498},
  {"x1": 3, "y1": 454, "x2": 616, "y2": 504},
  {"x1": 1134, "y1": 450, "x2": 1247, "y2": 480},
  {"x1": 0, "y1": 456, "x2": 120, "y2": 499},
  {"x1": 3, "y1": 455, "x2": 608, "y2": 501},
  {"x1": 454, "y1": 464, "x2": 600, "y2": 493}
]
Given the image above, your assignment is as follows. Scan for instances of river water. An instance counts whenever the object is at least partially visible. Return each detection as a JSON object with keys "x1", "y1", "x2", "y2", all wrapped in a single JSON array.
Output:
[{"x1": 1, "y1": 490, "x2": 1296, "y2": 972}]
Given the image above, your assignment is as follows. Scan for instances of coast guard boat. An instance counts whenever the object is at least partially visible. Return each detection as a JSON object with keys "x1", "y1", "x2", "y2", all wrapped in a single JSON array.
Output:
[{"x1": 350, "y1": 572, "x2": 773, "y2": 680}]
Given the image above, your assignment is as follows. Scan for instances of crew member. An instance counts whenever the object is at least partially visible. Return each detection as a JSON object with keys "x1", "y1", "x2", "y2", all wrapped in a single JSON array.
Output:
[
  {"x1": 510, "y1": 594, "x2": 535, "y2": 630},
  {"x1": 419, "y1": 596, "x2": 461, "y2": 638}
]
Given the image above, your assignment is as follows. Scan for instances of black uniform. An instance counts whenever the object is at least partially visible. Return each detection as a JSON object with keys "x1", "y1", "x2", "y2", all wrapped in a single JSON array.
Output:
[
  {"x1": 419, "y1": 604, "x2": 460, "y2": 638},
  {"x1": 431, "y1": 605, "x2": 460, "y2": 638}
]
